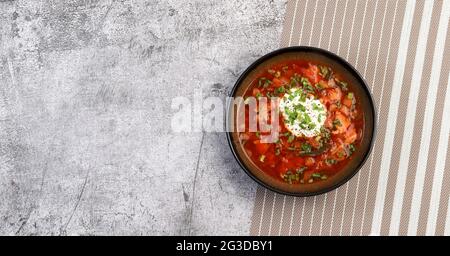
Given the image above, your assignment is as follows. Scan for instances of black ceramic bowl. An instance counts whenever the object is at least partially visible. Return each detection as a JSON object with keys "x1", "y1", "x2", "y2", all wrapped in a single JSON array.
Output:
[{"x1": 226, "y1": 46, "x2": 376, "y2": 197}]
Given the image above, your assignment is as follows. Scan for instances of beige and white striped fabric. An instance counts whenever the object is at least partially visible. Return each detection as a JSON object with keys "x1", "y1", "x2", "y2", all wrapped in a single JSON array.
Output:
[{"x1": 250, "y1": 0, "x2": 450, "y2": 236}]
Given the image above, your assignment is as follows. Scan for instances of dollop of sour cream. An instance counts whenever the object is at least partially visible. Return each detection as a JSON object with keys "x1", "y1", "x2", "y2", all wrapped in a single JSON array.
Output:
[{"x1": 279, "y1": 88, "x2": 327, "y2": 137}]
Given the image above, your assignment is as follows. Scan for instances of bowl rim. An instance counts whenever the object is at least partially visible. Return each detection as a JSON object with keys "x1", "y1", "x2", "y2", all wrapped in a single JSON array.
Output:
[{"x1": 225, "y1": 46, "x2": 377, "y2": 197}]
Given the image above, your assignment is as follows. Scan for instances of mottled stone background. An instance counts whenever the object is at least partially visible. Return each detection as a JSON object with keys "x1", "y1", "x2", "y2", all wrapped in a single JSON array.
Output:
[{"x1": 0, "y1": 0, "x2": 285, "y2": 235}]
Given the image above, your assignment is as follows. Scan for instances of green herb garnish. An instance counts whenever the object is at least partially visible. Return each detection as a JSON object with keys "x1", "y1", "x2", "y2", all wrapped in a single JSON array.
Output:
[
  {"x1": 333, "y1": 119, "x2": 342, "y2": 127},
  {"x1": 275, "y1": 148, "x2": 281, "y2": 156},
  {"x1": 301, "y1": 143, "x2": 312, "y2": 153},
  {"x1": 259, "y1": 155, "x2": 266, "y2": 162},
  {"x1": 312, "y1": 173, "x2": 322, "y2": 179},
  {"x1": 258, "y1": 77, "x2": 272, "y2": 88},
  {"x1": 282, "y1": 132, "x2": 291, "y2": 137},
  {"x1": 282, "y1": 170, "x2": 301, "y2": 184},
  {"x1": 336, "y1": 80, "x2": 348, "y2": 91},
  {"x1": 325, "y1": 159, "x2": 337, "y2": 165},
  {"x1": 348, "y1": 144, "x2": 356, "y2": 155},
  {"x1": 319, "y1": 65, "x2": 333, "y2": 80},
  {"x1": 287, "y1": 135, "x2": 295, "y2": 143},
  {"x1": 296, "y1": 167, "x2": 307, "y2": 174},
  {"x1": 301, "y1": 77, "x2": 315, "y2": 92},
  {"x1": 276, "y1": 86, "x2": 286, "y2": 94}
]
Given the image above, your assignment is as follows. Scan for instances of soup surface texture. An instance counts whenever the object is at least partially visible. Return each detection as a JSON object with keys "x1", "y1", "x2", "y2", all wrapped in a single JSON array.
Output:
[{"x1": 239, "y1": 60, "x2": 364, "y2": 185}]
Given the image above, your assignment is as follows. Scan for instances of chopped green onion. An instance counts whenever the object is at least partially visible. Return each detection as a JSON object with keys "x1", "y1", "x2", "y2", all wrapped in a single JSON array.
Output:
[
  {"x1": 301, "y1": 143, "x2": 312, "y2": 153},
  {"x1": 268, "y1": 69, "x2": 280, "y2": 78},
  {"x1": 275, "y1": 148, "x2": 281, "y2": 156},
  {"x1": 333, "y1": 119, "x2": 342, "y2": 127},
  {"x1": 301, "y1": 77, "x2": 315, "y2": 92},
  {"x1": 318, "y1": 114, "x2": 323, "y2": 122},
  {"x1": 259, "y1": 155, "x2": 266, "y2": 162},
  {"x1": 258, "y1": 77, "x2": 272, "y2": 88},
  {"x1": 319, "y1": 65, "x2": 333, "y2": 80},
  {"x1": 337, "y1": 80, "x2": 348, "y2": 91},
  {"x1": 296, "y1": 166, "x2": 307, "y2": 174},
  {"x1": 282, "y1": 170, "x2": 301, "y2": 184},
  {"x1": 276, "y1": 86, "x2": 285, "y2": 94},
  {"x1": 325, "y1": 159, "x2": 337, "y2": 165},
  {"x1": 300, "y1": 93, "x2": 307, "y2": 102},
  {"x1": 348, "y1": 144, "x2": 356, "y2": 154},
  {"x1": 312, "y1": 173, "x2": 322, "y2": 179},
  {"x1": 258, "y1": 77, "x2": 265, "y2": 87},
  {"x1": 287, "y1": 135, "x2": 295, "y2": 143}
]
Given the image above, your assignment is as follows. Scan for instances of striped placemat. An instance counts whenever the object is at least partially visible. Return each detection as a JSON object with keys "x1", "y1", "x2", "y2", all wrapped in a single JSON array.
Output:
[{"x1": 250, "y1": 0, "x2": 450, "y2": 236}]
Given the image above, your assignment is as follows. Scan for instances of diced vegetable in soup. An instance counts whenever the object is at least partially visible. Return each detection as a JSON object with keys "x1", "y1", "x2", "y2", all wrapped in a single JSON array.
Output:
[{"x1": 239, "y1": 60, "x2": 364, "y2": 185}]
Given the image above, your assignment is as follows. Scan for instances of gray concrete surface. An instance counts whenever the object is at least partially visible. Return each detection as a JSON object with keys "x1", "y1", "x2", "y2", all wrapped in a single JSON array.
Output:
[{"x1": 0, "y1": 0, "x2": 286, "y2": 235}]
